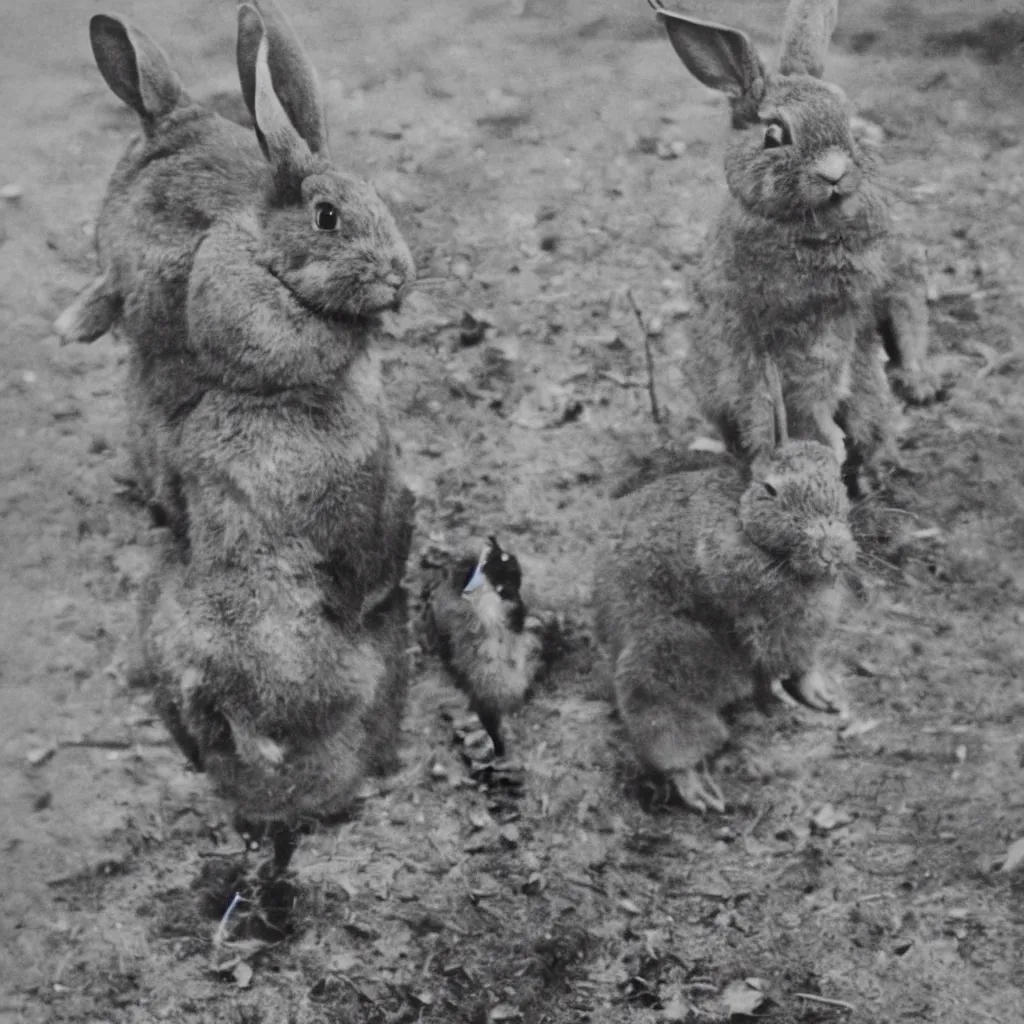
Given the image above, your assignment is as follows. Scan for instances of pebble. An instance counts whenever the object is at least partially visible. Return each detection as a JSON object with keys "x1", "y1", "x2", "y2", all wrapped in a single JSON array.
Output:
[
  {"x1": 26, "y1": 744, "x2": 57, "y2": 767},
  {"x1": 1, "y1": 182, "x2": 23, "y2": 202},
  {"x1": 659, "y1": 297, "x2": 693, "y2": 320}
]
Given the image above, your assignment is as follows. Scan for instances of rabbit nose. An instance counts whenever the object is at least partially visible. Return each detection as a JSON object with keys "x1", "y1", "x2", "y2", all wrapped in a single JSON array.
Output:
[{"x1": 814, "y1": 149, "x2": 849, "y2": 185}]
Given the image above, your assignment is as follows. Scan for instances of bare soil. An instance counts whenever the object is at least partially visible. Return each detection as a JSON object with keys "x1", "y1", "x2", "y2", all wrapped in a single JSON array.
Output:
[{"x1": 1, "y1": 1, "x2": 1022, "y2": 1022}]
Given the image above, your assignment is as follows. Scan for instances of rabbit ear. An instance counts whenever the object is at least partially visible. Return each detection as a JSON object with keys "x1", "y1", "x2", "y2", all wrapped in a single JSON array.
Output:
[
  {"x1": 764, "y1": 356, "x2": 789, "y2": 449},
  {"x1": 236, "y1": 1, "x2": 328, "y2": 158},
  {"x1": 251, "y1": 32, "x2": 315, "y2": 175},
  {"x1": 651, "y1": 4, "x2": 767, "y2": 120},
  {"x1": 89, "y1": 14, "x2": 184, "y2": 122},
  {"x1": 778, "y1": 0, "x2": 838, "y2": 78}
]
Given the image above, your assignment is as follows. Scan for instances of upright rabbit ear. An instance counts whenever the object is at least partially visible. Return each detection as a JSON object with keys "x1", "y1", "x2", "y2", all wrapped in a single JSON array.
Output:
[
  {"x1": 89, "y1": 14, "x2": 184, "y2": 124},
  {"x1": 764, "y1": 356, "x2": 789, "y2": 450},
  {"x1": 237, "y1": 0, "x2": 328, "y2": 161},
  {"x1": 778, "y1": 0, "x2": 838, "y2": 78},
  {"x1": 649, "y1": 2, "x2": 767, "y2": 123}
]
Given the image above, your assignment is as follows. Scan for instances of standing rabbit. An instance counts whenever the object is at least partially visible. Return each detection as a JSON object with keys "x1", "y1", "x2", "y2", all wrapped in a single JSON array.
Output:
[
  {"x1": 55, "y1": 13, "x2": 266, "y2": 532},
  {"x1": 139, "y1": 0, "x2": 417, "y2": 874},
  {"x1": 593, "y1": 367, "x2": 855, "y2": 813},
  {"x1": 648, "y1": 0, "x2": 935, "y2": 483}
]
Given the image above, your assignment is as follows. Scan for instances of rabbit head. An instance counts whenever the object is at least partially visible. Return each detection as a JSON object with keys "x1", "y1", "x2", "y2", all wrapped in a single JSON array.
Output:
[
  {"x1": 739, "y1": 358, "x2": 855, "y2": 579},
  {"x1": 651, "y1": 0, "x2": 877, "y2": 231},
  {"x1": 236, "y1": 1, "x2": 415, "y2": 322},
  {"x1": 740, "y1": 441, "x2": 854, "y2": 580}
]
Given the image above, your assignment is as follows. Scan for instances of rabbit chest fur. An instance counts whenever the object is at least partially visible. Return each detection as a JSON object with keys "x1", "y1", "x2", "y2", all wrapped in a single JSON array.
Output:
[{"x1": 691, "y1": 191, "x2": 893, "y2": 461}]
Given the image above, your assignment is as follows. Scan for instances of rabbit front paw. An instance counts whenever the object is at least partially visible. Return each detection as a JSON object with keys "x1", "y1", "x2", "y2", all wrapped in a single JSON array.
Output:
[{"x1": 888, "y1": 365, "x2": 942, "y2": 407}]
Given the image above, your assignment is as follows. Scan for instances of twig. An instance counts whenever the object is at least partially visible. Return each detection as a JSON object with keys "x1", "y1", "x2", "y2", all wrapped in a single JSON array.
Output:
[
  {"x1": 564, "y1": 873, "x2": 608, "y2": 896},
  {"x1": 337, "y1": 974, "x2": 377, "y2": 1005},
  {"x1": 626, "y1": 288, "x2": 661, "y2": 424},
  {"x1": 795, "y1": 993, "x2": 856, "y2": 1012},
  {"x1": 742, "y1": 804, "x2": 770, "y2": 838},
  {"x1": 59, "y1": 738, "x2": 134, "y2": 751},
  {"x1": 598, "y1": 370, "x2": 643, "y2": 389},
  {"x1": 213, "y1": 891, "x2": 247, "y2": 947}
]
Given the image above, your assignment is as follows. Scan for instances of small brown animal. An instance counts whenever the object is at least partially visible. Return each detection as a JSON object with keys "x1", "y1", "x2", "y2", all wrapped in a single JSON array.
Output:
[
  {"x1": 593, "y1": 378, "x2": 854, "y2": 812},
  {"x1": 425, "y1": 537, "x2": 544, "y2": 759}
]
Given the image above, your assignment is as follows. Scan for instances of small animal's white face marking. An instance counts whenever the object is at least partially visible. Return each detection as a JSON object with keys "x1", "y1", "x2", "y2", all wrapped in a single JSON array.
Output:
[{"x1": 500, "y1": 552, "x2": 509, "y2": 562}]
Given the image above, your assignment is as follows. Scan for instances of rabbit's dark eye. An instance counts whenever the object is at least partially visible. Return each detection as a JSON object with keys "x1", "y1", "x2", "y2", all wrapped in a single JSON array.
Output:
[
  {"x1": 763, "y1": 482, "x2": 778, "y2": 497},
  {"x1": 314, "y1": 202, "x2": 339, "y2": 231},
  {"x1": 763, "y1": 122, "x2": 788, "y2": 149}
]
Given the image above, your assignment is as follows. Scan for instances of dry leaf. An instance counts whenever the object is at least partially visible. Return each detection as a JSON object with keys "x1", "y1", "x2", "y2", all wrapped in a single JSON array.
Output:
[
  {"x1": 330, "y1": 951, "x2": 359, "y2": 974},
  {"x1": 522, "y1": 872, "x2": 545, "y2": 895},
  {"x1": 660, "y1": 990, "x2": 694, "y2": 1021},
  {"x1": 999, "y1": 837, "x2": 1024, "y2": 874},
  {"x1": 26, "y1": 744, "x2": 57, "y2": 767},
  {"x1": 688, "y1": 436, "x2": 726, "y2": 454},
  {"x1": 499, "y1": 824, "x2": 520, "y2": 848},
  {"x1": 720, "y1": 977, "x2": 767, "y2": 1018},
  {"x1": 840, "y1": 718, "x2": 882, "y2": 739},
  {"x1": 488, "y1": 1004, "x2": 522, "y2": 1022},
  {"x1": 468, "y1": 809, "x2": 491, "y2": 831},
  {"x1": 810, "y1": 803, "x2": 854, "y2": 834}
]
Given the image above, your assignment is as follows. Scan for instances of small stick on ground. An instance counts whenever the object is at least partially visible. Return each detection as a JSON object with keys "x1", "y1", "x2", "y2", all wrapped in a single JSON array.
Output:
[
  {"x1": 626, "y1": 288, "x2": 661, "y2": 424},
  {"x1": 795, "y1": 993, "x2": 856, "y2": 1012},
  {"x1": 213, "y1": 891, "x2": 247, "y2": 947},
  {"x1": 59, "y1": 738, "x2": 134, "y2": 751}
]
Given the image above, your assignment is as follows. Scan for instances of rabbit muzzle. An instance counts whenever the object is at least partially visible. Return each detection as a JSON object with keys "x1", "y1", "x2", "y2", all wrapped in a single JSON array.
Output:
[
  {"x1": 818, "y1": 523, "x2": 857, "y2": 578},
  {"x1": 805, "y1": 147, "x2": 861, "y2": 212},
  {"x1": 793, "y1": 519, "x2": 856, "y2": 579},
  {"x1": 360, "y1": 251, "x2": 415, "y2": 315}
]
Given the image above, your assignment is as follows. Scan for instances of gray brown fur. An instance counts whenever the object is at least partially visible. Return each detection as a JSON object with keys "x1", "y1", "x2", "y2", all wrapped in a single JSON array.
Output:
[
  {"x1": 134, "y1": 1, "x2": 416, "y2": 831},
  {"x1": 651, "y1": 0, "x2": 935, "y2": 475},
  {"x1": 593, "y1": 440, "x2": 855, "y2": 807},
  {"x1": 55, "y1": 14, "x2": 266, "y2": 531}
]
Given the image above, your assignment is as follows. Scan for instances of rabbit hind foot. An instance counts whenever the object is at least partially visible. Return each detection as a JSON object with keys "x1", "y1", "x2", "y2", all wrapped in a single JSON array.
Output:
[
  {"x1": 671, "y1": 764, "x2": 726, "y2": 815},
  {"x1": 779, "y1": 667, "x2": 842, "y2": 715}
]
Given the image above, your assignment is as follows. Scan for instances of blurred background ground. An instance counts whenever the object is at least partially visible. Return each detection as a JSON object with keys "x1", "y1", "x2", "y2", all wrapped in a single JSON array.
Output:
[{"x1": 1, "y1": 1, "x2": 1022, "y2": 1021}]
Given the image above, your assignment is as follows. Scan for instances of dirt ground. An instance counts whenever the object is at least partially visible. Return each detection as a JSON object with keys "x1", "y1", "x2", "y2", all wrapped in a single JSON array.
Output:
[{"x1": 2, "y1": 0, "x2": 1023, "y2": 1021}]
